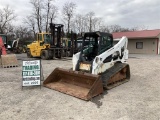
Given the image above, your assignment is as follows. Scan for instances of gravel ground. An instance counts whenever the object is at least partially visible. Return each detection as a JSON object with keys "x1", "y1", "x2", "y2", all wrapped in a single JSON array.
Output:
[{"x1": 0, "y1": 53, "x2": 160, "y2": 120}]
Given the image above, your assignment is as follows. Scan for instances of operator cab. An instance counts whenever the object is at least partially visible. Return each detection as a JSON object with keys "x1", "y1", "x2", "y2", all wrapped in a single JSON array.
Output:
[
  {"x1": 80, "y1": 32, "x2": 113, "y2": 62},
  {"x1": 37, "y1": 33, "x2": 52, "y2": 45},
  {"x1": 44, "y1": 34, "x2": 52, "y2": 44}
]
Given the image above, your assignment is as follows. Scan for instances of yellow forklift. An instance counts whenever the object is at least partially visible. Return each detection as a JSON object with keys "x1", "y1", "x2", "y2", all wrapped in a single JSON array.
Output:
[{"x1": 27, "y1": 23, "x2": 68, "y2": 59}]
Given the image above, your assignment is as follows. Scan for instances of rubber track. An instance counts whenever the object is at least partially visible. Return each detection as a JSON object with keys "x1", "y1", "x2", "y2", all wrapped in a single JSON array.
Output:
[{"x1": 100, "y1": 62, "x2": 130, "y2": 90}]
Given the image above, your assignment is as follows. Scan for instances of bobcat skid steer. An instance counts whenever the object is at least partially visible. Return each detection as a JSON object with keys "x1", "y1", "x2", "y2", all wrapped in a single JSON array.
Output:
[{"x1": 43, "y1": 32, "x2": 130, "y2": 100}]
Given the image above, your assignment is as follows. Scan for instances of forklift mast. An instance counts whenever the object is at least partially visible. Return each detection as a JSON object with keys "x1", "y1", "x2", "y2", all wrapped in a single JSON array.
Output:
[
  {"x1": 50, "y1": 23, "x2": 64, "y2": 47},
  {"x1": 70, "y1": 31, "x2": 78, "y2": 55}
]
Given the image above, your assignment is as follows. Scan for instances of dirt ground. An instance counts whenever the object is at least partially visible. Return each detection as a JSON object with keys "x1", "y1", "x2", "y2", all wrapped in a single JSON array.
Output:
[{"x1": 0, "y1": 53, "x2": 160, "y2": 120}]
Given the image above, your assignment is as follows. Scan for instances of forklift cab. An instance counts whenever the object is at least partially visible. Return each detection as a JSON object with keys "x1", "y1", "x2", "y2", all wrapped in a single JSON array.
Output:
[{"x1": 37, "y1": 33, "x2": 52, "y2": 45}]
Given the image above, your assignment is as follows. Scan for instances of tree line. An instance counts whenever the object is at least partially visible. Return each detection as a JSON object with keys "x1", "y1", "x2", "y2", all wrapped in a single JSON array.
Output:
[{"x1": 0, "y1": 0, "x2": 148, "y2": 40}]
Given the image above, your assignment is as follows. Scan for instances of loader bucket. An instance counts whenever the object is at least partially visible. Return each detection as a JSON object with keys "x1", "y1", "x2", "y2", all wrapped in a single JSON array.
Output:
[
  {"x1": 0, "y1": 54, "x2": 19, "y2": 68},
  {"x1": 43, "y1": 68, "x2": 103, "y2": 100}
]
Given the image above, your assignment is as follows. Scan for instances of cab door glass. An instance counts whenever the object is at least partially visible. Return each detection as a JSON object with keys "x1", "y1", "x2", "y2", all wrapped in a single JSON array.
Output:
[
  {"x1": 38, "y1": 34, "x2": 43, "y2": 41},
  {"x1": 44, "y1": 34, "x2": 51, "y2": 44},
  {"x1": 100, "y1": 36, "x2": 112, "y2": 52}
]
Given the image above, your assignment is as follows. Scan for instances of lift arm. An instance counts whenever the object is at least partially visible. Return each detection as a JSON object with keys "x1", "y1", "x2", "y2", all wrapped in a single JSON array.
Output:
[{"x1": 92, "y1": 36, "x2": 129, "y2": 74}]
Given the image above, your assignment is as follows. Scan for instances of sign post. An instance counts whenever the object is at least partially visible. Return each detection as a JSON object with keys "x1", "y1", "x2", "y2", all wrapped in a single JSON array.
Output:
[{"x1": 22, "y1": 60, "x2": 42, "y2": 89}]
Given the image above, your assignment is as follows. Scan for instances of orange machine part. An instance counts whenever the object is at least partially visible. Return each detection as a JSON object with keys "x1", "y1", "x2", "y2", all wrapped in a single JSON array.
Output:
[{"x1": 0, "y1": 37, "x2": 7, "y2": 55}]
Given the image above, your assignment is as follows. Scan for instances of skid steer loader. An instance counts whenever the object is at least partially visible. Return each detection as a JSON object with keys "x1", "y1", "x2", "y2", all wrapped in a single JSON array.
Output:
[
  {"x1": 43, "y1": 32, "x2": 130, "y2": 100},
  {"x1": 0, "y1": 36, "x2": 18, "y2": 68}
]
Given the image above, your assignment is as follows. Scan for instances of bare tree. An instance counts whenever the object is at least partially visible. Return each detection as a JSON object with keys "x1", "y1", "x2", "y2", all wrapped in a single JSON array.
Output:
[
  {"x1": 109, "y1": 25, "x2": 121, "y2": 32},
  {"x1": 13, "y1": 26, "x2": 34, "y2": 46},
  {"x1": 99, "y1": 25, "x2": 110, "y2": 33},
  {"x1": 72, "y1": 12, "x2": 103, "y2": 33},
  {"x1": 92, "y1": 17, "x2": 102, "y2": 31},
  {"x1": 0, "y1": 5, "x2": 16, "y2": 34},
  {"x1": 49, "y1": 5, "x2": 58, "y2": 23},
  {"x1": 85, "y1": 12, "x2": 95, "y2": 32},
  {"x1": 74, "y1": 14, "x2": 88, "y2": 33},
  {"x1": 23, "y1": 15, "x2": 36, "y2": 38},
  {"x1": 62, "y1": 2, "x2": 76, "y2": 33},
  {"x1": 14, "y1": 26, "x2": 28, "y2": 38},
  {"x1": 99, "y1": 24, "x2": 143, "y2": 33},
  {"x1": 30, "y1": 0, "x2": 44, "y2": 33},
  {"x1": 44, "y1": 0, "x2": 58, "y2": 32},
  {"x1": 28, "y1": 0, "x2": 58, "y2": 33},
  {"x1": 73, "y1": 14, "x2": 84, "y2": 33},
  {"x1": 5, "y1": 23, "x2": 14, "y2": 34},
  {"x1": 135, "y1": 25, "x2": 148, "y2": 31},
  {"x1": 109, "y1": 25, "x2": 144, "y2": 32},
  {"x1": 44, "y1": 0, "x2": 51, "y2": 32}
]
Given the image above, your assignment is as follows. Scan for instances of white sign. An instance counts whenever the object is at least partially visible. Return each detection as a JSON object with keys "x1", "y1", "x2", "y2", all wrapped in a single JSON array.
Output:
[{"x1": 22, "y1": 60, "x2": 41, "y2": 86}]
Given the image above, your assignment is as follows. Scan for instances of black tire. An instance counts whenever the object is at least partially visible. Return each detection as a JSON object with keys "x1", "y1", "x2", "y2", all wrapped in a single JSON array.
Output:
[
  {"x1": 41, "y1": 50, "x2": 49, "y2": 60},
  {"x1": 27, "y1": 49, "x2": 33, "y2": 58},
  {"x1": 13, "y1": 48, "x2": 22, "y2": 54},
  {"x1": 48, "y1": 50, "x2": 53, "y2": 59},
  {"x1": 55, "y1": 49, "x2": 61, "y2": 59}
]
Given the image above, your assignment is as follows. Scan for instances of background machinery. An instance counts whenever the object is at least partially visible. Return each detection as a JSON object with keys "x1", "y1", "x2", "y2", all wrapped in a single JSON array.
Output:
[
  {"x1": 27, "y1": 23, "x2": 68, "y2": 59},
  {"x1": 0, "y1": 34, "x2": 24, "y2": 54},
  {"x1": 63, "y1": 32, "x2": 95, "y2": 57},
  {"x1": 7, "y1": 38, "x2": 23, "y2": 54},
  {"x1": 65, "y1": 31, "x2": 79, "y2": 57},
  {"x1": 43, "y1": 31, "x2": 130, "y2": 100},
  {"x1": 0, "y1": 35, "x2": 18, "y2": 68}
]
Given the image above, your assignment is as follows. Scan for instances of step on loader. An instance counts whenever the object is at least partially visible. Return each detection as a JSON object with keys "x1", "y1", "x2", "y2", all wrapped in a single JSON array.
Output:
[{"x1": 43, "y1": 32, "x2": 130, "y2": 100}]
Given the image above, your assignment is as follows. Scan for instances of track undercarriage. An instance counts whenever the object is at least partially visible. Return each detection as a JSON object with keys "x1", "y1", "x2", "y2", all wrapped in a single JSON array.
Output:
[{"x1": 100, "y1": 63, "x2": 130, "y2": 89}]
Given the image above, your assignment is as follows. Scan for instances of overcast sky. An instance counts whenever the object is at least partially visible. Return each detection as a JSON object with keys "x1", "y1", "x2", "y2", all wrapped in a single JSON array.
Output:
[{"x1": 0, "y1": 0, "x2": 160, "y2": 30}]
